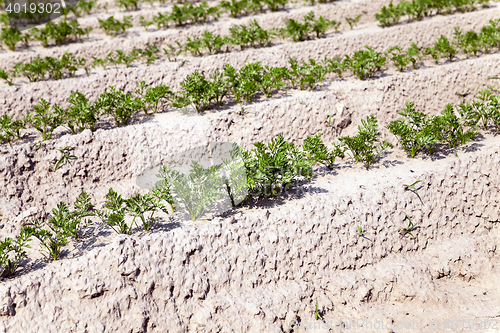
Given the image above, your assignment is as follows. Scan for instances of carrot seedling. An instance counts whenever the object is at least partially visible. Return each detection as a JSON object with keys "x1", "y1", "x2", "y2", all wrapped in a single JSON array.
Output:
[
  {"x1": 357, "y1": 225, "x2": 366, "y2": 236},
  {"x1": 402, "y1": 180, "x2": 421, "y2": 196},
  {"x1": 345, "y1": 14, "x2": 362, "y2": 30},
  {"x1": 338, "y1": 114, "x2": 392, "y2": 169},
  {"x1": 0, "y1": 228, "x2": 33, "y2": 277},
  {"x1": 54, "y1": 146, "x2": 77, "y2": 171},
  {"x1": 315, "y1": 299, "x2": 322, "y2": 320},
  {"x1": 399, "y1": 213, "x2": 418, "y2": 240},
  {"x1": 97, "y1": 188, "x2": 133, "y2": 234}
]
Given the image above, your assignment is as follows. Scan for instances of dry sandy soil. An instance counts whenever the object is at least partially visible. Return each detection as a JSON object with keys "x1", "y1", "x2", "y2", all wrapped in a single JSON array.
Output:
[{"x1": 0, "y1": 0, "x2": 500, "y2": 332}]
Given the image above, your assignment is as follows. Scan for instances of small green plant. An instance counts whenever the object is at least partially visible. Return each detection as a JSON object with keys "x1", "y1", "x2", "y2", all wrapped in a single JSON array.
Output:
[
  {"x1": 185, "y1": 35, "x2": 203, "y2": 57},
  {"x1": 98, "y1": 16, "x2": 132, "y2": 36},
  {"x1": 92, "y1": 56, "x2": 106, "y2": 70},
  {"x1": 406, "y1": 42, "x2": 423, "y2": 69},
  {"x1": 95, "y1": 87, "x2": 144, "y2": 126},
  {"x1": 279, "y1": 12, "x2": 338, "y2": 42},
  {"x1": 423, "y1": 45, "x2": 441, "y2": 65},
  {"x1": 402, "y1": 180, "x2": 422, "y2": 196},
  {"x1": 0, "y1": 27, "x2": 22, "y2": 51},
  {"x1": 7, "y1": 52, "x2": 86, "y2": 83},
  {"x1": 387, "y1": 101, "x2": 439, "y2": 157},
  {"x1": 338, "y1": 115, "x2": 393, "y2": 169},
  {"x1": 220, "y1": 143, "x2": 248, "y2": 207},
  {"x1": 26, "y1": 99, "x2": 65, "y2": 141},
  {"x1": 139, "y1": 16, "x2": 152, "y2": 31},
  {"x1": 399, "y1": 213, "x2": 418, "y2": 240},
  {"x1": 176, "y1": 70, "x2": 214, "y2": 112},
  {"x1": 306, "y1": 12, "x2": 340, "y2": 38},
  {"x1": 243, "y1": 135, "x2": 314, "y2": 198},
  {"x1": 467, "y1": 89, "x2": 500, "y2": 130},
  {"x1": 345, "y1": 14, "x2": 362, "y2": 30},
  {"x1": 402, "y1": 0, "x2": 429, "y2": 22},
  {"x1": 137, "y1": 43, "x2": 160, "y2": 65},
  {"x1": 220, "y1": 0, "x2": 248, "y2": 18},
  {"x1": 152, "y1": 12, "x2": 171, "y2": 30},
  {"x1": 209, "y1": 70, "x2": 229, "y2": 106},
  {"x1": 30, "y1": 19, "x2": 91, "y2": 47},
  {"x1": 97, "y1": 188, "x2": 131, "y2": 234},
  {"x1": 68, "y1": 191, "x2": 96, "y2": 240},
  {"x1": 0, "y1": 13, "x2": 10, "y2": 29},
  {"x1": 326, "y1": 115, "x2": 334, "y2": 126},
  {"x1": 229, "y1": 20, "x2": 276, "y2": 49},
  {"x1": 315, "y1": 299, "x2": 322, "y2": 320},
  {"x1": 54, "y1": 146, "x2": 77, "y2": 171},
  {"x1": 23, "y1": 207, "x2": 70, "y2": 261},
  {"x1": 125, "y1": 191, "x2": 167, "y2": 232},
  {"x1": 0, "y1": 228, "x2": 33, "y2": 277},
  {"x1": 24, "y1": 191, "x2": 95, "y2": 259},
  {"x1": 455, "y1": 28, "x2": 481, "y2": 58},
  {"x1": 197, "y1": 30, "x2": 226, "y2": 55},
  {"x1": 296, "y1": 59, "x2": 328, "y2": 91},
  {"x1": 0, "y1": 69, "x2": 13, "y2": 86},
  {"x1": 260, "y1": 66, "x2": 288, "y2": 98},
  {"x1": 167, "y1": 2, "x2": 220, "y2": 26},
  {"x1": 344, "y1": 47, "x2": 386, "y2": 80},
  {"x1": 263, "y1": 0, "x2": 288, "y2": 11},
  {"x1": 157, "y1": 161, "x2": 226, "y2": 221},
  {"x1": 163, "y1": 43, "x2": 182, "y2": 61},
  {"x1": 138, "y1": 82, "x2": 172, "y2": 114},
  {"x1": 280, "y1": 17, "x2": 311, "y2": 42},
  {"x1": 302, "y1": 133, "x2": 343, "y2": 169},
  {"x1": 65, "y1": 91, "x2": 100, "y2": 134},
  {"x1": 72, "y1": 0, "x2": 99, "y2": 16},
  {"x1": 375, "y1": 2, "x2": 403, "y2": 27},
  {"x1": 115, "y1": 0, "x2": 140, "y2": 11},
  {"x1": 357, "y1": 225, "x2": 366, "y2": 236},
  {"x1": 13, "y1": 57, "x2": 48, "y2": 82},
  {"x1": 238, "y1": 61, "x2": 266, "y2": 102},
  {"x1": 322, "y1": 57, "x2": 346, "y2": 79},
  {"x1": 108, "y1": 49, "x2": 139, "y2": 68},
  {"x1": 0, "y1": 115, "x2": 25, "y2": 145},
  {"x1": 385, "y1": 45, "x2": 411, "y2": 72},
  {"x1": 432, "y1": 103, "x2": 478, "y2": 149},
  {"x1": 434, "y1": 35, "x2": 457, "y2": 62}
]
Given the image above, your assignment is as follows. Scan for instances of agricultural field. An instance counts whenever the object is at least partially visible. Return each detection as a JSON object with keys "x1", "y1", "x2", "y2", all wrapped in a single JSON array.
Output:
[{"x1": 1, "y1": 0, "x2": 500, "y2": 331}]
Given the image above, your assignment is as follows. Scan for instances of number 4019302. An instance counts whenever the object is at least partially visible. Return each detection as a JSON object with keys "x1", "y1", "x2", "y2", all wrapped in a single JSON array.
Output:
[{"x1": 5, "y1": 1, "x2": 61, "y2": 15}]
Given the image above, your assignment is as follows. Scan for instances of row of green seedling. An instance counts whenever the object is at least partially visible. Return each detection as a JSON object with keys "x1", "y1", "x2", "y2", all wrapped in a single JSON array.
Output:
[
  {"x1": 383, "y1": 19, "x2": 500, "y2": 74},
  {"x1": 181, "y1": 13, "x2": 340, "y2": 57},
  {"x1": 0, "y1": 187, "x2": 173, "y2": 278},
  {"x1": 0, "y1": 51, "x2": 85, "y2": 84},
  {"x1": 0, "y1": 81, "x2": 173, "y2": 145},
  {"x1": 0, "y1": 44, "x2": 160, "y2": 84},
  {"x1": 344, "y1": 18, "x2": 500, "y2": 77},
  {"x1": 0, "y1": 18, "x2": 92, "y2": 51},
  {"x1": 141, "y1": 0, "x2": 338, "y2": 30},
  {"x1": 115, "y1": 0, "x2": 218, "y2": 13},
  {"x1": 6, "y1": 15, "x2": 498, "y2": 86},
  {"x1": 376, "y1": 0, "x2": 495, "y2": 28},
  {"x1": 0, "y1": 59, "x2": 330, "y2": 145},
  {"x1": 388, "y1": 88, "x2": 500, "y2": 157},
  {"x1": 2, "y1": 19, "x2": 500, "y2": 143}
]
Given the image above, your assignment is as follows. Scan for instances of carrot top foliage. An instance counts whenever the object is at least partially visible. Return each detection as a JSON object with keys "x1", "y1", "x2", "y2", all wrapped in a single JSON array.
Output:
[{"x1": 375, "y1": 0, "x2": 494, "y2": 28}]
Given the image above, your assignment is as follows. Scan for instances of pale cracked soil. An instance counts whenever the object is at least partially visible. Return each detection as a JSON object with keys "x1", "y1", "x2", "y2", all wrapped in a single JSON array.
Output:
[{"x1": 0, "y1": 0, "x2": 500, "y2": 332}]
